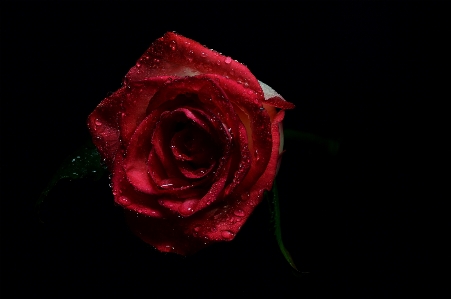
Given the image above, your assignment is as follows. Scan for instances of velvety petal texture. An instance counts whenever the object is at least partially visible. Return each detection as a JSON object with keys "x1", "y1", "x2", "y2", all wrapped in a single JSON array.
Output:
[{"x1": 87, "y1": 32, "x2": 294, "y2": 255}]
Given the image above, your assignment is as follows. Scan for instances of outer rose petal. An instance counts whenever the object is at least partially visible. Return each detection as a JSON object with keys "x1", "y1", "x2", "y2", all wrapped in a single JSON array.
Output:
[
  {"x1": 87, "y1": 32, "x2": 295, "y2": 255},
  {"x1": 126, "y1": 32, "x2": 263, "y2": 95},
  {"x1": 259, "y1": 80, "x2": 295, "y2": 110},
  {"x1": 87, "y1": 88, "x2": 124, "y2": 169}
]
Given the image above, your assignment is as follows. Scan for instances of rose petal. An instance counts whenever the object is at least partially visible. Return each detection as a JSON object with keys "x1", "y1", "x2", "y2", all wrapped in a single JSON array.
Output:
[
  {"x1": 250, "y1": 110, "x2": 286, "y2": 192},
  {"x1": 200, "y1": 74, "x2": 273, "y2": 194},
  {"x1": 111, "y1": 151, "x2": 165, "y2": 218},
  {"x1": 123, "y1": 108, "x2": 164, "y2": 194},
  {"x1": 87, "y1": 88, "x2": 124, "y2": 168},
  {"x1": 258, "y1": 80, "x2": 295, "y2": 109},
  {"x1": 126, "y1": 32, "x2": 262, "y2": 95},
  {"x1": 124, "y1": 209, "x2": 210, "y2": 255},
  {"x1": 119, "y1": 77, "x2": 173, "y2": 144}
]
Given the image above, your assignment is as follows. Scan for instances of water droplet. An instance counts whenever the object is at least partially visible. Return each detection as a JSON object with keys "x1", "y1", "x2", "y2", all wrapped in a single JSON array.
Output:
[
  {"x1": 71, "y1": 158, "x2": 76, "y2": 162},
  {"x1": 201, "y1": 52, "x2": 207, "y2": 58},
  {"x1": 221, "y1": 230, "x2": 234, "y2": 239},
  {"x1": 254, "y1": 149, "x2": 260, "y2": 161},
  {"x1": 234, "y1": 209, "x2": 245, "y2": 217},
  {"x1": 95, "y1": 119, "x2": 102, "y2": 126},
  {"x1": 178, "y1": 199, "x2": 197, "y2": 216},
  {"x1": 165, "y1": 245, "x2": 175, "y2": 251},
  {"x1": 194, "y1": 226, "x2": 200, "y2": 232},
  {"x1": 224, "y1": 57, "x2": 232, "y2": 64},
  {"x1": 136, "y1": 62, "x2": 141, "y2": 68},
  {"x1": 117, "y1": 196, "x2": 131, "y2": 206},
  {"x1": 216, "y1": 60, "x2": 221, "y2": 65},
  {"x1": 170, "y1": 40, "x2": 177, "y2": 50},
  {"x1": 241, "y1": 192, "x2": 250, "y2": 201},
  {"x1": 210, "y1": 227, "x2": 217, "y2": 232}
]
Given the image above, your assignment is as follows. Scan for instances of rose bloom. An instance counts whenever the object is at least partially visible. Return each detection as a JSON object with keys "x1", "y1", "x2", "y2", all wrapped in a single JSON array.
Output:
[{"x1": 88, "y1": 32, "x2": 294, "y2": 255}]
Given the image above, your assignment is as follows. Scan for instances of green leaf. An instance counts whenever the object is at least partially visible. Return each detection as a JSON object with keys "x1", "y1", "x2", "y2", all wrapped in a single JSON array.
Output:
[
  {"x1": 267, "y1": 181, "x2": 299, "y2": 272},
  {"x1": 284, "y1": 129, "x2": 340, "y2": 155},
  {"x1": 36, "y1": 141, "x2": 107, "y2": 209}
]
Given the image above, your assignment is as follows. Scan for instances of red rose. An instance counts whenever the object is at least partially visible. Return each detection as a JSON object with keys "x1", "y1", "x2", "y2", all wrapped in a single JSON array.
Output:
[{"x1": 87, "y1": 32, "x2": 294, "y2": 255}]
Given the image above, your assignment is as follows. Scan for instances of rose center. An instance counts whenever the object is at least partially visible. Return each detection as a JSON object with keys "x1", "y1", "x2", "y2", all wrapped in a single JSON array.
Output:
[{"x1": 171, "y1": 121, "x2": 218, "y2": 172}]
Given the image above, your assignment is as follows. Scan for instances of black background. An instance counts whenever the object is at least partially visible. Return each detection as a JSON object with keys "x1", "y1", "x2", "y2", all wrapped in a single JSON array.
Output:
[{"x1": 1, "y1": 1, "x2": 446, "y2": 297}]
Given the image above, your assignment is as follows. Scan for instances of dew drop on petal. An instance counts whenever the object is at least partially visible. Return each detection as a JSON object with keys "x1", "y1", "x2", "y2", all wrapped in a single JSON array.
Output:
[
  {"x1": 254, "y1": 149, "x2": 260, "y2": 161},
  {"x1": 178, "y1": 199, "x2": 197, "y2": 216},
  {"x1": 117, "y1": 196, "x2": 131, "y2": 206},
  {"x1": 170, "y1": 40, "x2": 177, "y2": 51},
  {"x1": 194, "y1": 226, "x2": 200, "y2": 232},
  {"x1": 233, "y1": 209, "x2": 245, "y2": 217},
  {"x1": 241, "y1": 192, "x2": 250, "y2": 201},
  {"x1": 224, "y1": 57, "x2": 232, "y2": 64},
  {"x1": 165, "y1": 245, "x2": 176, "y2": 252},
  {"x1": 95, "y1": 119, "x2": 102, "y2": 126},
  {"x1": 221, "y1": 230, "x2": 234, "y2": 239}
]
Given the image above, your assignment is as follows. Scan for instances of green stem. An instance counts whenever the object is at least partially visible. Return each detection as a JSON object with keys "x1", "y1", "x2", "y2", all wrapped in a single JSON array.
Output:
[{"x1": 269, "y1": 181, "x2": 298, "y2": 271}]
